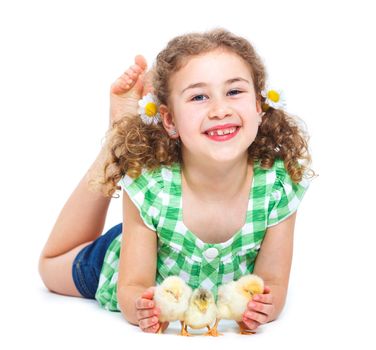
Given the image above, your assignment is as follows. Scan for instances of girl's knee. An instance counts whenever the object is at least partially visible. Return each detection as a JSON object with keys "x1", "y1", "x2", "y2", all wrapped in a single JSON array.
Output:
[{"x1": 38, "y1": 251, "x2": 82, "y2": 297}]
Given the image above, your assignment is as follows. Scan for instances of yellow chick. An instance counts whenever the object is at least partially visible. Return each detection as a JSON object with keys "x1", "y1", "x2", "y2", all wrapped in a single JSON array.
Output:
[
  {"x1": 153, "y1": 276, "x2": 192, "y2": 334},
  {"x1": 181, "y1": 288, "x2": 221, "y2": 337},
  {"x1": 217, "y1": 274, "x2": 264, "y2": 335}
]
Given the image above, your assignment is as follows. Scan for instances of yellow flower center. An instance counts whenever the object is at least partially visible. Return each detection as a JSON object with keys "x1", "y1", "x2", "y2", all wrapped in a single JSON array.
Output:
[
  {"x1": 145, "y1": 102, "x2": 157, "y2": 117},
  {"x1": 267, "y1": 90, "x2": 280, "y2": 102}
]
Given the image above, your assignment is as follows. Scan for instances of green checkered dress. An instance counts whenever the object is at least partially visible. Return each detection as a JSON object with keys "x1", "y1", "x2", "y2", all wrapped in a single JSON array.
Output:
[{"x1": 95, "y1": 158, "x2": 311, "y2": 311}]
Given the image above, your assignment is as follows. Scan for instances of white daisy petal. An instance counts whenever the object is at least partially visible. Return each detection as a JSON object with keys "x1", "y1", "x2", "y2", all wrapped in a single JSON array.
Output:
[
  {"x1": 138, "y1": 93, "x2": 161, "y2": 125},
  {"x1": 262, "y1": 86, "x2": 286, "y2": 110}
]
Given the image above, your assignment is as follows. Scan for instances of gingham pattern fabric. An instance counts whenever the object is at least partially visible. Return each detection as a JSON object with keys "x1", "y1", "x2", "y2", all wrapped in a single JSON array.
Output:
[{"x1": 95, "y1": 159, "x2": 311, "y2": 311}]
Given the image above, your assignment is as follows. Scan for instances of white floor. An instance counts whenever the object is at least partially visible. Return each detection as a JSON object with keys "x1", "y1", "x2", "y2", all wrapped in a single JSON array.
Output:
[
  {"x1": 3, "y1": 251, "x2": 372, "y2": 350},
  {"x1": 6, "y1": 284, "x2": 332, "y2": 350}
]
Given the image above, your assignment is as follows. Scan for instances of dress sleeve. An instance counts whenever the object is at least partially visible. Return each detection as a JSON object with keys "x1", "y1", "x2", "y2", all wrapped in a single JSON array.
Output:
[
  {"x1": 267, "y1": 160, "x2": 311, "y2": 228},
  {"x1": 118, "y1": 168, "x2": 163, "y2": 232}
]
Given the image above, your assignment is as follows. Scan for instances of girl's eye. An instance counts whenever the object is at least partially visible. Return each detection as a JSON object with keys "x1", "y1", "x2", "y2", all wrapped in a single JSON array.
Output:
[
  {"x1": 228, "y1": 89, "x2": 242, "y2": 96},
  {"x1": 190, "y1": 90, "x2": 242, "y2": 101},
  {"x1": 191, "y1": 94, "x2": 207, "y2": 101}
]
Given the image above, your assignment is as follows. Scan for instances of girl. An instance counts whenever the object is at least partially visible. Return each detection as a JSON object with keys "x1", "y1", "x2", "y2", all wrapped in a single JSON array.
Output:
[{"x1": 39, "y1": 28, "x2": 314, "y2": 334}]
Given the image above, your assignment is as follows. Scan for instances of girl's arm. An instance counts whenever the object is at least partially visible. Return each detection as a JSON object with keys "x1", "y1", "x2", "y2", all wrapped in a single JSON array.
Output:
[
  {"x1": 117, "y1": 189, "x2": 161, "y2": 332},
  {"x1": 255, "y1": 211, "x2": 296, "y2": 319},
  {"x1": 241, "y1": 212, "x2": 297, "y2": 329}
]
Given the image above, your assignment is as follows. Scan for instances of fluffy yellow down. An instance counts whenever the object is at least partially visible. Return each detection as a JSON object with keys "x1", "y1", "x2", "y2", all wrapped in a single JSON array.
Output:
[
  {"x1": 154, "y1": 276, "x2": 192, "y2": 323},
  {"x1": 217, "y1": 274, "x2": 264, "y2": 322},
  {"x1": 184, "y1": 288, "x2": 217, "y2": 330}
]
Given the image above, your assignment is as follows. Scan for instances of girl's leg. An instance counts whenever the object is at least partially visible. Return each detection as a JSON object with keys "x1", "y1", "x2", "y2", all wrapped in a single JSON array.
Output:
[
  {"x1": 39, "y1": 149, "x2": 112, "y2": 297},
  {"x1": 40, "y1": 243, "x2": 94, "y2": 297},
  {"x1": 39, "y1": 55, "x2": 149, "y2": 297}
]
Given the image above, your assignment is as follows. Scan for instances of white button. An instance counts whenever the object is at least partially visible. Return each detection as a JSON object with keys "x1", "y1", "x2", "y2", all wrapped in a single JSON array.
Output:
[{"x1": 204, "y1": 247, "x2": 219, "y2": 259}]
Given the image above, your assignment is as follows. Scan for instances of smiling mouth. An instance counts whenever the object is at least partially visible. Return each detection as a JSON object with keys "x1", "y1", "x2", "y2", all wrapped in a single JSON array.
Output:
[
  {"x1": 204, "y1": 126, "x2": 240, "y2": 141},
  {"x1": 205, "y1": 126, "x2": 238, "y2": 136}
]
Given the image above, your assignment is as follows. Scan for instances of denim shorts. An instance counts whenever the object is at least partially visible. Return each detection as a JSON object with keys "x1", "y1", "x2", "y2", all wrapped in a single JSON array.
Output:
[{"x1": 72, "y1": 223, "x2": 122, "y2": 299}]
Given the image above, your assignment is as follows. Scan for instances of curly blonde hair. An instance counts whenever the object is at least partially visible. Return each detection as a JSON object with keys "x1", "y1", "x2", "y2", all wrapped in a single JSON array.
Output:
[{"x1": 89, "y1": 28, "x2": 314, "y2": 198}]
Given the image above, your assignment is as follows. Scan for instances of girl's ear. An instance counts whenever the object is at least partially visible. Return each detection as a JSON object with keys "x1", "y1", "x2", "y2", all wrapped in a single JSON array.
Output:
[
  {"x1": 159, "y1": 104, "x2": 179, "y2": 138},
  {"x1": 256, "y1": 98, "x2": 262, "y2": 114}
]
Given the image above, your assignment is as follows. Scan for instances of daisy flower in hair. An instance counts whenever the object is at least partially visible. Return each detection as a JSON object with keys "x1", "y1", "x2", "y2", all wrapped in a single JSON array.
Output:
[
  {"x1": 138, "y1": 93, "x2": 161, "y2": 125},
  {"x1": 261, "y1": 87, "x2": 286, "y2": 111}
]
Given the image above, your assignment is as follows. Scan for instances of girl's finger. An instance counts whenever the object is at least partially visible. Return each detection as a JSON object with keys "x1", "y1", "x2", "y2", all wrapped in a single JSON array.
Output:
[
  {"x1": 137, "y1": 308, "x2": 158, "y2": 320},
  {"x1": 135, "y1": 297, "x2": 154, "y2": 309},
  {"x1": 241, "y1": 318, "x2": 260, "y2": 331},
  {"x1": 245, "y1": 310, "x2": 268, "y2": 324},
  {"x1": 142, "y1": 323, "x2": 160, "y2": 333},
  {"x1": 141, "y1": 287, "x2": 155, "y2": 299},
  {"x1": 139, "y1": 316, "x2": 159, "y2": 330},
  {"x1": 252, "y1": 292, "x2": 273, "y2": 304},
  {"x1": 263, "y1": 285, "x2": 272, "y2": 294},
  {"x1": 248, "y1": 301, "x2": 273, "y2": 315}
]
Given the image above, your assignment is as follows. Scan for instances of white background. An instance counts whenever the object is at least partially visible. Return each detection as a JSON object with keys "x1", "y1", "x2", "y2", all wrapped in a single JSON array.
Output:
[{"x1": 1, "y1": 0, "x2": 375, "y2": 349}]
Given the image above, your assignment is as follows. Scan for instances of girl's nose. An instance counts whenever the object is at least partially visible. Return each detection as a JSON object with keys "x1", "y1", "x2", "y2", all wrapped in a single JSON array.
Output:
[{"x1": 208, "y1": 101, "x2": 233, "y2": 119}]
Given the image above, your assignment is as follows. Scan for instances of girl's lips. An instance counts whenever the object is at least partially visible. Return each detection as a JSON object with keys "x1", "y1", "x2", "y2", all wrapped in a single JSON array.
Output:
[
  {"x1": 204, "y1": 123, "x2": 240, "y2": 133},
  {"x1": 204, "y1": 126, "x2": 240, "y2": 141}
]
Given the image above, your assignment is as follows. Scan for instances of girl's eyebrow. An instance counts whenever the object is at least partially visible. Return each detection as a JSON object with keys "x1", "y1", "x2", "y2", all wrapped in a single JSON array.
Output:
[{"x1": 181, "y1": 77, "x2": 250, "y2": 95}]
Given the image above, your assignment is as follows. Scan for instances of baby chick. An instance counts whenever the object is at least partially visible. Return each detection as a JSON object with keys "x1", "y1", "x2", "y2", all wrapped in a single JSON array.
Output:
[
  {"x1": 217, "y1": 274, "x2": 264, "y2": 335},
  {"x1": 181, "y1": 288, "x2": 220, "y2": 337},
  {"x1": 153, "y1": 276, "x2": 192, "y2": 334}
]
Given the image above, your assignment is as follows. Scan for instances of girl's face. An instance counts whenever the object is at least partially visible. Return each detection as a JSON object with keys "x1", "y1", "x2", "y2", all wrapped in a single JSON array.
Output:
[{"x1": 160, "y1": 49, "x2": 262, "y2": 165}]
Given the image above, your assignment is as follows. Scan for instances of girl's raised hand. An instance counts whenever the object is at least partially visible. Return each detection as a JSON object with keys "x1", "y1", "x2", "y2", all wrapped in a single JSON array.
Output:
[
  {"x1": 109, "y1": 55, "x2": 154, "y2": 128},
  {"x1": 135, "y1": 286, "x2": 169, "y2": 333}
]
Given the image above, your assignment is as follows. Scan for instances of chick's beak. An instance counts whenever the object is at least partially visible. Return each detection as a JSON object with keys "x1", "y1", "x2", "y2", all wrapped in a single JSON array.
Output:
[
  {"x1": 195, "y1": 299, "x2": 209, "y2": 313},
  {"x1": 172, "y1": 288, "x2": 181, "y2": 300}
]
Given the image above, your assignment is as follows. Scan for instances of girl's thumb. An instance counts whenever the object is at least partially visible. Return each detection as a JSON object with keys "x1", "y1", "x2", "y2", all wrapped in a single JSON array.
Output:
[{"x1": 141, "y1": 286, "x2": 156, "y2": 299}]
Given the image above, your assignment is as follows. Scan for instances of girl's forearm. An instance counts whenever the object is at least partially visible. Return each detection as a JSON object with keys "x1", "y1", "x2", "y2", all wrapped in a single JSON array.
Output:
[
  {"x1": 118, "y1": 285, "x2": 146, "y2": 326},
  {"x1": 267, "y1": 284, "x2": 288, "y2": 322}
]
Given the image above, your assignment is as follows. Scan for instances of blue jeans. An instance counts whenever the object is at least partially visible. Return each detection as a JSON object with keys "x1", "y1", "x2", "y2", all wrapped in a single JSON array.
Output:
[{"x1": 72, "y1": 223, "x2": 122, "y2": 298}]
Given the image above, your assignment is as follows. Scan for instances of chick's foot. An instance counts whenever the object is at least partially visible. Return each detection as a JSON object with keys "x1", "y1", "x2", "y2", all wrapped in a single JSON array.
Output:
[
  {"x1": 179, "y1": 321, "x2": 193, "y2": 337},
  {"x1": 203, "y1": 319, "x2": 222, "y2": 336},
  {"x1": 203, "y1": 327, "x2": 222, "y2": 337}
]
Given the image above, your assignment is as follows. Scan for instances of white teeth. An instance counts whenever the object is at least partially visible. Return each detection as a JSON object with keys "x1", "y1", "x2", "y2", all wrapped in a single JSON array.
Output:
[{"x1": 207, "y1": 127, "x2": 237, "y2": 137}]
